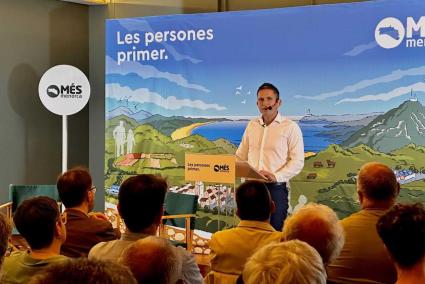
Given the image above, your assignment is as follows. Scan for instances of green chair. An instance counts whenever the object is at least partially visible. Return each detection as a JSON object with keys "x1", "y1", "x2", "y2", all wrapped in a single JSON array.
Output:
[
  {"x1": 4, "y1": 184, "x2": 60, "y2": 235},
  {"x1": 160, "y1": 192, "x2": 198, "y2": 252},
  {"x1": 9, "y1": 184, "x2": 60, "y2": 213}
]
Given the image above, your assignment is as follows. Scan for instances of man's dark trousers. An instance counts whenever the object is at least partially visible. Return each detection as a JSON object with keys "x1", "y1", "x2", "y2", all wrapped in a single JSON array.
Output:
[{"x1": 265, "y1": 182, "x2": 288, "y2": 231}]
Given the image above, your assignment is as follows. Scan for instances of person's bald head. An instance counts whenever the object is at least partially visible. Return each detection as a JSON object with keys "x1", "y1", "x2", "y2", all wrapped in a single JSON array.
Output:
[
  {"x1": 283, "y1": 203, "x2": 344, "y2": 265},
  {"x1": 119, "y1": 236, "x2": 181, "y2": 284},
  {"x1": 357, "y1": 162, "x2": 399, "y2": 204}
]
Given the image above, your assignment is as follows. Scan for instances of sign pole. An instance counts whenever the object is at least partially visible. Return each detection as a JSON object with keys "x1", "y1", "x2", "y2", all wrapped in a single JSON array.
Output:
[
  {"x1": 38, "y1": 65, "x2": 90, "y2": 174},
  {"x1": 62, "y1": 115, "x2": 68, "y2": 173}
]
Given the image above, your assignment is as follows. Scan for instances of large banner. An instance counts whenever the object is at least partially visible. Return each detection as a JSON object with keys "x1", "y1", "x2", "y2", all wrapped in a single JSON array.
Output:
[{"x1": 105, "y1": 0, "x2": 425, "y2": 236}]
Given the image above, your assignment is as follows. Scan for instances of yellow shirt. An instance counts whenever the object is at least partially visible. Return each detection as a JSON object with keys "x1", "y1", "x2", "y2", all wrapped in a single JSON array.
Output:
[
  {"x1": 327, "y1": 209, "x2": 397, "y2": 284},
  {"x1": 208, "y1": 220, "x2": 283, "y2": 276}
]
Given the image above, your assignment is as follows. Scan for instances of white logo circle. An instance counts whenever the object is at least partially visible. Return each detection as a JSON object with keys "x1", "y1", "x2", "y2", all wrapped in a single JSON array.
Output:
[
  {"x1": 38, "y1": 65, "x2": 90, "y2": 116},
  {"x1": 375, "y1": 17, "x2": 405, "y2": 49}
]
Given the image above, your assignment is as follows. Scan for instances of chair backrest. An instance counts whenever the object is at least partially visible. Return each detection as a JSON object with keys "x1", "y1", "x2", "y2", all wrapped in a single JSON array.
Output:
[
  {"x1": 9, "y1": 184, "x2": 60, "y2": 213},
  {"x1": 164, "y1": 192, "x2": 198, "y2": 229}
]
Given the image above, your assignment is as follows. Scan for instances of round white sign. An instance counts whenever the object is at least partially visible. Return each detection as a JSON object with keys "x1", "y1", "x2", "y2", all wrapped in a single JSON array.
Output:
[{"x1": 38, "y1": 65, "x2": 90, "y2": 115}]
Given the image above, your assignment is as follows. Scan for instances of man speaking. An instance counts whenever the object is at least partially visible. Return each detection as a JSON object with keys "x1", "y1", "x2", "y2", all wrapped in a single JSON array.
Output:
[{"x1": 236, "y1": 83, "x2": 304, "y2": 230}]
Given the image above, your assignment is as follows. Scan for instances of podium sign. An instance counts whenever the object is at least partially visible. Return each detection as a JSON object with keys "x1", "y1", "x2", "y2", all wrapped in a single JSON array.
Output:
[{"x1": 185, "y1": 154, "x2": 235, "y2": 184}]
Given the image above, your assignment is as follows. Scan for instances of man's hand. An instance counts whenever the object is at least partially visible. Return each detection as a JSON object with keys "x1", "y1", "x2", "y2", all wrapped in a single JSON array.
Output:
[
  {"x1": 259, "y1": 170, "x2": 277, "y2": 182},
  {"x1": 88, "y1": 212, "x2": 109, "y2": 222}
]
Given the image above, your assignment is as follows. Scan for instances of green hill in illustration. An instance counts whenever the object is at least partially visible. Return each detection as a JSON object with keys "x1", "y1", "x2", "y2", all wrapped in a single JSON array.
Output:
[
  {"x1": 292, "y1": 143, "x2": 425, "y2": 218},
  {"x1": 106, "y1": 115, "x2": 139, "y2": 137},
  {"x1": 139, "y1": 114, "x2": 229, "y2": 136},
  {"x1": 342, "y1": 100, "x2": 425, "y2": 152},
  {"x1": 106, "y1": 119, "x2": 237, "y2": 172},
  {"x1": 213, "y1": 138, "x2": 237, "y2": 153}
]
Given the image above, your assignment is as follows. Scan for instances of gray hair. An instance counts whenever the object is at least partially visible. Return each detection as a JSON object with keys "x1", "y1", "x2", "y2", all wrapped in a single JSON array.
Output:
[
  {"x1": 119, "y1": 236, "x2": 182, "y2": 284},
  {"x1": 29, "y1": 258, "x2": 137, "y2": 284},
  {"x1": 283, "y1": 203, "x2": 344, "y2": 264},
  {"x1": 243, "y1": 240, "x2": 326, "y2": 284}
]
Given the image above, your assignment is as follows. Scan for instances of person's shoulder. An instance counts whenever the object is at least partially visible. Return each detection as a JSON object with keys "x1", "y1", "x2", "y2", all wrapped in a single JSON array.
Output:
[
  {"x1": 45, "y1": 254, "x2": 68, "y2": 264},
  {"x1": 341, "y1": 210, "x2": 369, "y2": 225},
  {"x1": 211, "y1": 227, "x2": 238, "y2": 239},
  {"x1": 174, "y1": 245, "x2": 195, "y2": 261},
  {"x1": 3, "y1": 251, "x2": 26, "y2": 264},
  {"x1": 89, "y1": 240, "x2": 116, "y2": 257},
  {"x1": 281, "y1": 117, "x2": 300, "y2": 127},
  {"x1": 82, "y1": 216, "x2": 114, "y2": 232}
]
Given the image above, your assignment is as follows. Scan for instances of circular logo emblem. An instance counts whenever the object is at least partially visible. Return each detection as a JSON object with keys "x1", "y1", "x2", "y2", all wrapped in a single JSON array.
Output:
[
  {"x1": 375, "y1": 17, "x2": 405, "y2": 49},
  {"x1": 38, "y1": 65, "x2": 90, "y2": 116},
  {"x1": 214, "y1": 165, "x2": 219, "y2": 172},
  {"x1": 46, "y1": 85, "x2": 60, "y2": 98}
]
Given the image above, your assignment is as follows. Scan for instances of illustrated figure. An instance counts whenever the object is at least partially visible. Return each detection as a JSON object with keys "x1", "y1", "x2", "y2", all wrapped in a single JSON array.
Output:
[
  {"x1": 113, "y1": 121, "x2": 126, "y2": 157},
  {"x1": 126, "y1": 129, "x2": 135, "y2": 154},
  {"x1": 292, "y1": 195, "x2": 308, "y2": 214}
]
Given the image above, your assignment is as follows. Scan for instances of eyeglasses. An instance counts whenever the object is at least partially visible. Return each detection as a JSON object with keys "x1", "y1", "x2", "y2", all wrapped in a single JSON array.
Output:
[
  {"x1": 58, "y1": 212, "x2": 67, "y2": 225},
  {"x1": 89, "y1": 185, "x2": 97, "y2": 194}
]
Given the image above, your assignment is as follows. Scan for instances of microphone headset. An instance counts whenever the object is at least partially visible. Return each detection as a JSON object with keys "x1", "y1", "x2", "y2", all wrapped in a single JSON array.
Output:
[{"x1": 263, "y1": 100, "x2": 279, "y2": 111}]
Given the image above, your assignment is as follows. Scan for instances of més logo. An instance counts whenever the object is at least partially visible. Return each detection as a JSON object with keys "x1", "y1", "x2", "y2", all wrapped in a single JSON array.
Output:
[
  {"x1": 47, "y1": 85, "x2": 60, "y2": 98},
  {"x1": 375, "y1": 16, "x2": 425, "y2": 49},
  {"x1": 375, "y1": 17, "x2": 405, "y2": 49},
  {"x1": 214, "y1": 164, "x2": 229, "y2": 173},
  {"x1": 46, "y1": 84, "x2": 83, "y2": 99}
]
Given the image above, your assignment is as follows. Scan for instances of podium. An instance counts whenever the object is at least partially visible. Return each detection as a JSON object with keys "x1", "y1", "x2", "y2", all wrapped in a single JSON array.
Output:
[
  {"x1": 184, "y1": 153, "x2": 266, "y2": 232},
  {"x1": 185, "y1": 153, "x2": 267, "y2": 184}
]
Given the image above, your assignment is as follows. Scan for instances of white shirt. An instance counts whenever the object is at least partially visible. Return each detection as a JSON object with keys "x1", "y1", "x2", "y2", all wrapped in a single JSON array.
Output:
[{"x1": 236, "y1": 113, "x2": 304, "y2": 183}]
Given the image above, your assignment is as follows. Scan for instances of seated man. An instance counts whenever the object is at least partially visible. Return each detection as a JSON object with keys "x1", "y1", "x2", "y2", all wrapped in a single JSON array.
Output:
[
  {"x1": 57, "y1": 167, "x2": 118, "y2": 257},
  {"x1": 1, "y1": 197, "x2": 67, "y2": 284},
  {"x1": 327, "y1": 162, "x2": 398, "y2": 284},
  {"x1": 120, "y1": 236, "x2": 182, "y2": 284},
  {"x1": 29, "y1": 258, "x2": 136, "y2": 284},
  {"x1": 377, "y1": 203, "x2": 425, "y2": 284},
  {"x1": 89, "y1": 174, "x2": 203, "y2": 284},
  {"x1": 0, "y1": 212, "x2": 12, "y2": 269},
  {"x1": 207, "y1": 180, "x2": 282, "y2": 282},
  {"x1": 282, "y1": 203, "x2": 344, "y2": 265},
  {"x1": 242, "y1": 240, "x2": 326, "y2": 284}
]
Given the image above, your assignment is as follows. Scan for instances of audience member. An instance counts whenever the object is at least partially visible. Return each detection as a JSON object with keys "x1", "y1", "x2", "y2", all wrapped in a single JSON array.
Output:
[
  {"x1": 119, "y1": 236, "x2": 182, "y2": 284},
  {"x1": 0, "y1": 212, "x2": 12, "y2": 268},
  {"x1": 57, "y1": 167, "x2": 118, "y2": 257},
  {"x1": 29, "y1": 257, "x2": 136, "y2": 284},
  {"x1": 242, "y1": 239, "x2": 326, "y2": 284},
  {"x1": 377, "y1": 203, "x2": 425, "y2": 284},
  {"x1": 1, "y1": 197, "x2": 67, "y2": 284},
  {"x1": 282, "y1": 202, "x2": 344, "y2": 265},
  {"x1": 207, "y1": 180, "x2": 282, "y2": 282},
  {"x1": 327, "y1": 162, "x2": 398, "y2": 284},
  {"x1": 89, "y1": 174, "x2": 202, "y2": 283}
]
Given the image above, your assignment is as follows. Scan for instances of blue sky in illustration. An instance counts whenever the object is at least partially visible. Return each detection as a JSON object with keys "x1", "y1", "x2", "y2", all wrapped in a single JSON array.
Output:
[{"x1": 105, "y1": 0, "x2": 425, "y2": 117}]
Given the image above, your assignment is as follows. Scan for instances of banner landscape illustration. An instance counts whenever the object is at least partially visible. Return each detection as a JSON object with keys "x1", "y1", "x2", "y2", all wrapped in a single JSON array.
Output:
[{"x1": 105, "y1": 0, "x2": 425, "y2": 239}]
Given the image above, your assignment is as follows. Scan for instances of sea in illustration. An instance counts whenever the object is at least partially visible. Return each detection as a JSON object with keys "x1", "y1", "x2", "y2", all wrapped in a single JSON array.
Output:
[
  {"x1": 105, "y1": 99, "x2": 425, "y2": 223},
  {"x1": 191, "y1": 120, "x2": 348, "y2": 152},
  {"x1": 104, "y1": 0, "x2": 425, "y2": 243}
]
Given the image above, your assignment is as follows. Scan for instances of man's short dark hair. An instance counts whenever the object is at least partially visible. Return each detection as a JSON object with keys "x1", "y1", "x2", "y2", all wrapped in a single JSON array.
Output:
[
  {"x1": 0, "y1": 213, "x2": 11, "y2": 266},
  {"x1": 257, "y1": 83, "x2": 280, "y2": 100},
  {"x1": 357, "y1": 162, "x2": 398, "y2": 201},
  {"x1": 118, "y1": 174, "x2": 167, "y2": 233},
  {"x1": 377, "y1": 203, "x2": 425, "y2": 268},
  {"x1": 29, "y1": 258, "x2": 137, "y2": 284},
  {"x1": 13, "y1": 196, "x2": 60, "y2": 250},
  {"x1": 57, "y1": 167, "x2": 92, "y2": 208},
  {"x1": 236, "y1": 180, "x2": 271, "y2": 221}
]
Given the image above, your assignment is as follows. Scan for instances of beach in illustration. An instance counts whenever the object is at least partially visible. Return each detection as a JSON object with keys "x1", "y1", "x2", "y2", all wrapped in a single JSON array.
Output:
[{"x1": 105, "y1": 0, "x2": 425, "y2": 235}]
